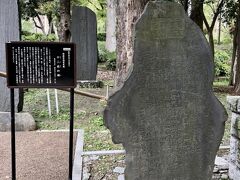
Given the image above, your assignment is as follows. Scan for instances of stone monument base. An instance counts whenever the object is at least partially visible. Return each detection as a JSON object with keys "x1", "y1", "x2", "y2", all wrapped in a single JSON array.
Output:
[
  {"x1": 227, "y1": 96, "x2": 240, "y2": 180},
  {"x1": 77, "y1": 80, "x2": 104, "y2": 88},
  {"x1": 0, "y1": 112, "x2": 36, "y2": 131}
]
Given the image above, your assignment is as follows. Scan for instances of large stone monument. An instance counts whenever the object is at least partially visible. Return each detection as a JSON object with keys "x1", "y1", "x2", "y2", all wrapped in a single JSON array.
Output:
[
  {"x1": 0, "y1": 0, "x2": 20, "y2": 111},
  {"x1": 104, "y1": 2, "x2": 227, "y2": 180},
  {"x1": 72, "y1": 6, "x2": 98, "y2": 81}
]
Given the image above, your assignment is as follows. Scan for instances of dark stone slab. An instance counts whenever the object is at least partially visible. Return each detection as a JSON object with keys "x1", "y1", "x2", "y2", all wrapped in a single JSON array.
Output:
[
  {"x1": 72, "y1": 6, "x2": 98, "y2": 81},
  {"x1": 104, "y1": 2, "x2": 227, "y2": 180},
  {"x1": 0, "y1": 0, "x2": 20, "y2": 111}
]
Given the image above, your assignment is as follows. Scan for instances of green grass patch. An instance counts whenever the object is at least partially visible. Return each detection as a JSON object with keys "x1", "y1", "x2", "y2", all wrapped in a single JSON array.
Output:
[
  {"x1": 214, "y1": 78, "x2": 229, "y2": 87},
  {"x1": 24, "y1": 88, "x2": 231, "y2": 151},
  {"x1": 23, "y1": 88, "x2": 122, "y2": 151}
]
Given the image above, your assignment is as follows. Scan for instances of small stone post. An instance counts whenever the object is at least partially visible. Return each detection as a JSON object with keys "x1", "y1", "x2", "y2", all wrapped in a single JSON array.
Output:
[{"x1": 227, "y1": 96, "x2": 240, "y2": 180}]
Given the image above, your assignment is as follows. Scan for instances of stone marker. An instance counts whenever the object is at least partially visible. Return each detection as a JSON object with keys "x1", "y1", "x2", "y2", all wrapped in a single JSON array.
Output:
[
  {"x1": 0, "y1": 0, "x2": 20, "y2": 111},
  {"x1": 0, "y1": 112, "x2": 36, "y2": 131},
  {"x1": 72, "y1": 6, "x2": 98, "y2": 81},
  {"x1": 104, "y1": 2, "x2": 227, "y2": 180},
  {"x1": 227, "y1": 96, "x2": 240, "y2": 180}
]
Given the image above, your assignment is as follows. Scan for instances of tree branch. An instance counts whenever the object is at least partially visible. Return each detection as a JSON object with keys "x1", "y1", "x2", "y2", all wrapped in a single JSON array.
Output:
[
  {"x1": 32, "y1": 17, "x2": 42, "y2": 30},
  {"x1": 87, "y1": 0, "x2": 102, "y2": 10},
  {"x1": 203, "y1": 13, "x2": 210, "y2": 31},
  {"x1": 203, "y1": 0, "x2": 225, "y2": 31},
  {"x1": 210, "y1": 0, "x2": 225, "y2": 30},
  {"x1": 36, "y1": 14, "x2": 46, "y2": 35}
]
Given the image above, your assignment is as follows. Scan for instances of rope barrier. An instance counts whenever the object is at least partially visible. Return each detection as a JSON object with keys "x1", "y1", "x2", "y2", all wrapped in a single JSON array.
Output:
[{"x1": 0, "y1": 71, "x2": 106, "y2": 100}]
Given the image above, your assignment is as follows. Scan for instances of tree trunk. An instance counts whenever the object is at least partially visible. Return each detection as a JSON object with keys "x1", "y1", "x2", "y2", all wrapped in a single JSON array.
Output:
[
  {"x1": 180, "y1": 0, "x2": 189, "y2": 12},
  {"x1": 184, "y1": 0, "x2": 189, "y2": 12},
  {"x1": 59, "y1": 0, "x2": 71, "y2": 42},
  {"x1": 218, "y1": 12, "x2": 222, "y2": 44},
  {"x1": 229, "y1": 28, "x2": 237, "y2": 86},
  {"x1": 36, "y1": 14, "x2": 47, "y2": 35},
  {"x1": 115, "y1": 0, "x2": 149, "y2": 86},
  {"x1": 208, "y1": 30, "x2": 215, "y2": 56},
  {"x1": 190, "y1": 0, "x2": 204, "y2": 30},
  {"x1": 233, "y1": 6, "x2": 240, "y2": 93},
  {"x1": 47, "y1": 15, "x2": 54, "y2": 35},
  {"x1": 106, "y1": 0, "x2": 117, "y2": 52}
]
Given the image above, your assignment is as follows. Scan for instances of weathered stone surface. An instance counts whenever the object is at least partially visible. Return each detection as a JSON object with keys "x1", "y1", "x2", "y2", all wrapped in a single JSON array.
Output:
[
  {"x1": 104, "y1": 2, "x2": 227, "y2": 180},
  {"x1": 0, "y1": 112, "x2": 36, "y2": 131},
  {"x1": 72, "y1": 6, "x2": 98, "y2": 81},
  {"x1": 118, "y1": 174, "x2": 124, "y2": 180},
  {"x1": 227, "y1": 96, "x2": 240, "y2": 113},
  {"x1": 215, "y1": 156, "x2": 229, "y2": 170},
  {"x1": 227, "y1": 96, "x2": 240, "y2": 180},
  {"x1": 0, "y1": 0, "x2": 20, "y2": 111},
  {"x1": 113, "y1": 167, "x2": 125, "y2": 174},
  {"x1": 77, "y1": 80, "x2": 104, "y2": 88}
]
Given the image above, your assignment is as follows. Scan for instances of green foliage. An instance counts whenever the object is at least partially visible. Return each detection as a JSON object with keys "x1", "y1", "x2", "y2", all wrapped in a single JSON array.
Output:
[
  {"x1": 214, "y1": 50, "x2": 231, "y2": 77},
  {"x1": 19, "y1": 0, "x2": 49, "y2": 19},
  {"x1": 213, "y1": 78, "x2": 229, "y2": 86},
  {"x1": 222, "y1": 0, "x2": 238, "y2": 25},
  {"x1": 98, "y1": 42, "x2": 116, "y2": 70},
  {"x1": 98, "y1": 51, "x2": 107, "y2": 63},
  {"x1": 33, "y1": 109, "x2": 49, "y2": 118},
  {"x1": 52, "y1": 111, "x2": 81, "y2": 121},
  {"x1": 20, "y1": 0, "x2": 107, "y2": 35},
  {"x1": 97, "y1": 33, "x2": 106, "y2": 41},
  {"x1": 22, "y1": 33, "x2": 56, "y2": 41},
  {"x1": 91, "y1": 116, "x2": 104, "y2": 127},
  {"x1": 105, "y1": 52, "x2": 116, "y2": 71}
]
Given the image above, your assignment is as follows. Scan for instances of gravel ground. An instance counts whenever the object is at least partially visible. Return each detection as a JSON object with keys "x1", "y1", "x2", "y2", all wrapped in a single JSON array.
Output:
[{"x1": 0, "y1": 131, "x2": 76, "y2": 180}]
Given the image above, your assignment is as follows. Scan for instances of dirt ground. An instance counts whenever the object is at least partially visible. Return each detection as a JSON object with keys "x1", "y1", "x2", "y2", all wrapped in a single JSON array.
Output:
[{"x1": 0, "y1": 131, "x2": 77, "y2": 180}]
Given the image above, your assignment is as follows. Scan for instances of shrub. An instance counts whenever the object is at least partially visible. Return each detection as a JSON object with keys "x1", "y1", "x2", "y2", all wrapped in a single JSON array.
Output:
[
  {"x1": 98, "y1": 41, "x2": 107, "y2": 62},
  {"x1": 98, "y1": 48, "x2": 108, "y2": 63},
  {"x1": 22, "y1": 33, "x2": 57, "y2": 42},
  {"x1": 98, "y1": 41, "x2": 116, "y2": 70},
  {"x1": 105, "y1": 52, "x2": 116, "y2": 71},
  {"x1": 98, "y1": 48, "x2": 116, "y2": 70},
  {"x1": 214, "y1": 50, "x2": 231, "y2": 77},
  {"x1": 97, "y1": 33, "x2": 106, "y2": 41}
]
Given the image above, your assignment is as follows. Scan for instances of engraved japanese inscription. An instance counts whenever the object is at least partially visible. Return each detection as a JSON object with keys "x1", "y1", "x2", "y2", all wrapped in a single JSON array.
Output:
[
  {"x1": 72, "y1": 6, "x2": 98, "y2": 81},
  {"x1": 6, "y1": 42, "x2": 76, "y2": 88},
  {"x1": 104, "y1": 2, "x2": 227, "y2": 180}
]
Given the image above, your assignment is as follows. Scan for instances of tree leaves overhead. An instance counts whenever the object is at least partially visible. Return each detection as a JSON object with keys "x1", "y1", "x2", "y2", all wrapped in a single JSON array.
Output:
[
  {"x1": 222, "y1": 0, "x2": 238, "y2": 25},
  {"x1": 20, "y1": 0, "x2": 107, "y2": 34},
  {"x1": 20, "y1": 0, "x2": 107, "y2": 23},
  {"x1": 19, "y1": 0, "x2": 53, "y2": 20}
]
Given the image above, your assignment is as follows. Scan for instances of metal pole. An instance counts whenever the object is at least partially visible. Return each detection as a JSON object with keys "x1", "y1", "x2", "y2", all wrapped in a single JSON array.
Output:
[
  {"x1": 69, "y1": 88, "x2": 74, "y2": 180},
  {"x1": 54, "y1": 89, "x2": 59, "y2": 114},
  {"x1": 106, "y1": 85, "x2": 109, "y2": 99},
  {"x1": 10, "y1": 88, "x2": 16, "y2": 180},
  {"x1": 47, "y1": 89, "x2": 51, "y2": 117}
]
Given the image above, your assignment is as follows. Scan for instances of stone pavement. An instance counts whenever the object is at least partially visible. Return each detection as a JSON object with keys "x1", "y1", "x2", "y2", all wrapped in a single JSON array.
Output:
[{"x1": 82, "y1": 155, "x2": 230, "y2": 180}]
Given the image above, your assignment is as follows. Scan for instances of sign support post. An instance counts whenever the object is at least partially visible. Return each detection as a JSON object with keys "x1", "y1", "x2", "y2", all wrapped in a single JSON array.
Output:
[
  {"x1": 69, "y1": 88, "x2": 74, "y2": 180},
  {"x1": 10, "y1": 88, "x2": 16, "y2": 180}
]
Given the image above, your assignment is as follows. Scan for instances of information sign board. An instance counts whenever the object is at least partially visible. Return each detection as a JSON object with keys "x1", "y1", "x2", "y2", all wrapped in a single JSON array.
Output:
[{"x1": 6, "y1": 42, "x2": 76, "y2": 88}]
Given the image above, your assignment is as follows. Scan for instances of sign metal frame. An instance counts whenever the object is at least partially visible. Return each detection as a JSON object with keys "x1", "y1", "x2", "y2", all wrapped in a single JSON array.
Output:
[
  {"x1": 6, "y1": 41, "x2": 76, "y2": 88},
  {"x1": 6, "y1": 41, "x2": 76, "y2": 180}
]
